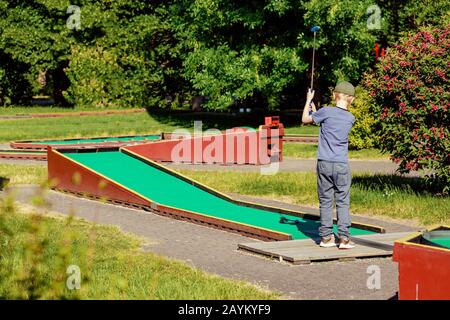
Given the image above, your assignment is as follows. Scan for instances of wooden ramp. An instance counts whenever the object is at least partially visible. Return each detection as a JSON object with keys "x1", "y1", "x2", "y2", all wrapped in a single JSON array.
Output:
[{"x1": 238, "y1": 232, "x2": 411, "y2": 264}]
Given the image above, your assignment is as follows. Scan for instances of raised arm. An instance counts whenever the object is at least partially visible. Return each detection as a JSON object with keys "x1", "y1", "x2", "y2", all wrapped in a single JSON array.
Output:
[{"x1": 302, "y1": 89, "x2": 316, "y2": 124}]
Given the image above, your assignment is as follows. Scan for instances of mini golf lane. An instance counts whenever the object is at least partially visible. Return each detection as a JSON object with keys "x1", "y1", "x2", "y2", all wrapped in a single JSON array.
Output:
[
  {"x1": 433, "y1": 239, "x2": 450, "y2": 248},
  {"x1": 0, "y1": 150, "x2": 44, "y2": 154},
  {"x1": 34, "y1": 134, "x2": 161, "y2": 145},
  {"x1": 0, "y1": 149, "x2": 46, "y2": 160},
  {"x1": 424, "y1": 232, "x2": 450, "y2": 249},
  {"x1": 65, "y1": 151, "x2": 374, "y2": 240},
  {"x1": 11, "y1": 134, "x2": 162, "y2": 150}
]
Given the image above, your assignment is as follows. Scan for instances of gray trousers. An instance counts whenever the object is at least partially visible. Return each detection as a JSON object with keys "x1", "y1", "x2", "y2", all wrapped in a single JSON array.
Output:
[{"x1": 316, "y1": 160, "x2": 352, "y2": 238}]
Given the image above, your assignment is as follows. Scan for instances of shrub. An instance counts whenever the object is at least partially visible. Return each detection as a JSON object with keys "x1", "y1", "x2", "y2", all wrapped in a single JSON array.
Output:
[
  {"x1": 63, "y1": 45, "x2": 157, "y2": 109},
  {"x1": 348, "y1": 86, "x2": 379, "y2": 150},
  {"x1": 0, "y1": 194, "x2": 87, "y2": 299},
  {"x1": 64, "y1": 46, "x2": 123, "y2": 108},
  {"x1": 365, "y1": 25, "x2": 450, "y2": 193}
]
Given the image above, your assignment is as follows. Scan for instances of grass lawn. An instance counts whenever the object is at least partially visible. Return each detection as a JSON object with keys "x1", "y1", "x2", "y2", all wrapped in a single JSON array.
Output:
[
  {"x1": 283, "y1": 144, "x2": 388, "y2": 160},
  {"x1": 284, "y1": 125, "x2": 319, "y2": 135},
  {"x1": 0, "y1": 199, "x2": 277, "y2": 299},
  {"x1": 0, "y1": 106, "x2": 120, "y2": 115},
  {"x1": 0, "y1": 106, "x2": 321, "y2": 143},
  {"x1": 0, "y1": 163, "x2": 47, "y2": 185},
  {"x1": 0, "y1": 113, "x2": 180, "y2": 143}
]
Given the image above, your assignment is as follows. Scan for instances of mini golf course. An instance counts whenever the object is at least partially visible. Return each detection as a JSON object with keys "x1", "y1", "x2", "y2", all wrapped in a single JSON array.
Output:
[
  {"x1": 1, "y1": 134, "x2": 162, "y2": 161},
  {"x1": 430, "y1": 237, "x2": 450, "y2": 248},
  {"x1": 9, "y1": 115, "x2": 449, "y2": 299},
  {"x1": 48, "y1": 147, "x2": 382, "y2": 241},
  {"x1": 33, "y1": 134, "x2": 161, "y2": 145},
  {"x1": 11, "y1": 134, "x2": 161, "y2": 150},
  {"x1": 423, "y1": 230, "x2": 450, "y2": 249},
  {"x1": 48, "y1": 117, "x2": 373, "y2": 241}
]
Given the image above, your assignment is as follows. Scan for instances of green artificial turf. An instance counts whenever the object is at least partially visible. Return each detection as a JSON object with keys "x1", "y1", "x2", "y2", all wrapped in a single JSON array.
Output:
[
  {"x1": 425, "y1": 232, "x2": 450, "y2": 249},
  {"x1": 432, "y1": 238, "x2": 450, "y2": 248},
  {"x1": 33, "y1": 134, "x2": 161, "y2": 145},
  {"x1": 66, "y1": 151, "x2": 374, "y2": 239},
  {"x1": 422, "y1": 230, "x2": 450, "y2": 249}
]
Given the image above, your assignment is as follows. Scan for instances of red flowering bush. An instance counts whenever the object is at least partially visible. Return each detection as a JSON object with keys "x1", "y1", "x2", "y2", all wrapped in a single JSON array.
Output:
[{"x1": 365, "y1": 25, "x2": 450, "y2": 193}]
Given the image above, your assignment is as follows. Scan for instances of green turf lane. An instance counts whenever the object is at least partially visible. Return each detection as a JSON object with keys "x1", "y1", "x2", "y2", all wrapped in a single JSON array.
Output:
[
  {"x1": 423, "y1": 231, "x2": 450, "y2": 249},
  {"x1": 34, "y1": 134, "x2": 161, "y2": 145},
  {"x1": 432, "y1": 238, "x2": 450, "y2": 248},
  {"x1": 67, "y1": 151, "x2": 374, "y2": 240}
]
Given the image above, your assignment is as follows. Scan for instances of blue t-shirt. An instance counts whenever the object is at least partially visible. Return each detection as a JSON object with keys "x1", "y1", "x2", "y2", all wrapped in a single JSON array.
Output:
[{"x1": 311, "y1": 106, "x2": 355, "y2": 163}]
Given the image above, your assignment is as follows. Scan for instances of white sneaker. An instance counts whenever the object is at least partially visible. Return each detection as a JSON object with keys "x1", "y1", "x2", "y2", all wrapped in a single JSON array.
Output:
[
  {"x1": 319, "y1": 235, "x2": 337, "y2": 248},
  {"x1": 339, "y1": 237, "x2": 356, "y2": 249}
]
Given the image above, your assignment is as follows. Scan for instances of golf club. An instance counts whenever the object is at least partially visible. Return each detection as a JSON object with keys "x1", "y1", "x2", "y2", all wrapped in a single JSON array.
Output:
[
  {"x1": 310, "y1": 25, "x2": 321, "y2": 90},
  {"x1": 308, "y1": 25, "x2": 320, "y2": 114}
]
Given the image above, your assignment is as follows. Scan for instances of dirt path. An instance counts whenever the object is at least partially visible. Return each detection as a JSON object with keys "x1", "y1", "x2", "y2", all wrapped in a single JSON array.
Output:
[{"x1": 4, "y1": 185, "x2": 417, "y2": 300}]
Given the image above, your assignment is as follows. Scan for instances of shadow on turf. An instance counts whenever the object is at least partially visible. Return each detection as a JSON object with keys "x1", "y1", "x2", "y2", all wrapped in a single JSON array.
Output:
[
  {"x1": 352, "y1": 174, "x2": 446, "y2": 197},
  {"x1": 145, "y1": 108, "x2": 304, "y2": 131},
  {"x1": 279, "y1": 216, "x2": 321, "y2": 243}
]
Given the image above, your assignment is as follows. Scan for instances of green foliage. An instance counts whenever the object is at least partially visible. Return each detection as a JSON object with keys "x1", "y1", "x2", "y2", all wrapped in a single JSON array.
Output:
[
  {"x1": 301, "y1": 0, "x2": 380, "y2": 84},
  {"x1": 174, "y1": 0, "x2": 304, "y2": 110},
  {"x1": 1, "y1": 0, "x2": 449, "y2": 109},
  {"x1": 63, "y1": 11, "x2": 179, "y2": 108},
  {"x1": 64, "y1": 46, "x2": 124, "y2": 108},
  {"x1": 0, "y1": 195, "x2": 87, "y2": 299},
  {"x1": 63, "y1": 43, "x2": 160, "y2": 109},
  {"x1": 176, "y1": 0, "x2": 379, "y2": 110},
  {"x1": 183, "y1": 44, "x2": 306, "y2": 110},
  {"x1": 0, "y1": 65, "x2": 13, "y2": 105},
  {"x1": 0, "y1": 0, "x2": 72, "y2": 104},
  {"x1": 0, "y1": 193, "x2": 277, "y2": 299},
  {"x1": 378, "y1": 0, "x2": 450, "y2": 41},
  {"x1": 0, "y1": 1, "x2": 179, "y2": 108},
  {"x1": 365, "y1": 25, "x2": 450, "y2": 193},
  {"x1": 348, "y1": 86, "x2": 379, "y2": 150}
]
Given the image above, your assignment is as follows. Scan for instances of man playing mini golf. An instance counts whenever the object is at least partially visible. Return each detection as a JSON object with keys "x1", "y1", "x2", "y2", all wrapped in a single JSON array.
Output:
[{"x1": 302, "y1": 81, "x2": 356, "y2": 249}]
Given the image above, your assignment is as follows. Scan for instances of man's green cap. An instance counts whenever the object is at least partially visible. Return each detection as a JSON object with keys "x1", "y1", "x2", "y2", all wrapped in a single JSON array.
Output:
[{"x1": 334, "y1": 81, "x2": 355, "y2": 96}]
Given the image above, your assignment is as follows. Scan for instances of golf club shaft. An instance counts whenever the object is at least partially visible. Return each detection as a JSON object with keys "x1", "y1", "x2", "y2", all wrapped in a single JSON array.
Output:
[
  {"x1": 310, "y1": 31, "x2": 316, "y2": 90},
  {"x1": 348, "y1": 235, "x2": 394, "y2": 251}
]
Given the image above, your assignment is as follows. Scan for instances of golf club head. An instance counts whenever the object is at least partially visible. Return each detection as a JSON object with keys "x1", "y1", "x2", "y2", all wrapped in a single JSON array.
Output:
[{"x1": 311, "y1": 26, "x2": 321, "y2": 33}]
